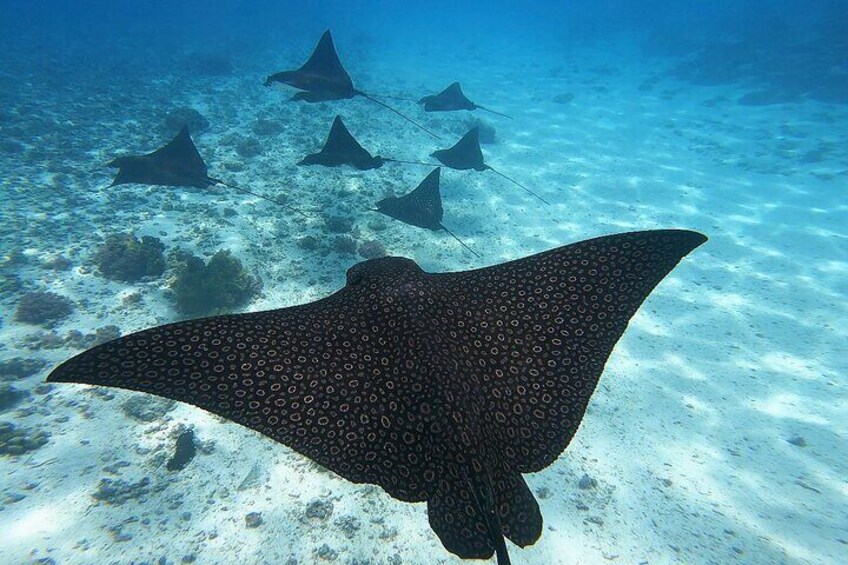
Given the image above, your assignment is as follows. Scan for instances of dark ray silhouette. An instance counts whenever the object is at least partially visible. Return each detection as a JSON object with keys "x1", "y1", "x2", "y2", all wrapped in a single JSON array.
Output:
[
  {"x1": 265, "y1": 30, "x2": 441, "y2": 139},
  {"x1": 299, "y1": 115, "x2": 385, "y2": 170},
  {"x1": 419, "y1": 82, "x2": 513, "y2": 119},
  {"x1": 374, "y1": 168, "x2": 479, "y2": 258},
  {"x1": 431, "y1": 128, "x2": 549, "y2": 205},
  {"x1": 299, "y1": 116, "x2": 433, "y2": 170},
  {"x1": 48, "y1": 229, "x2": 706, "y2": 564},
  {"x1": 108, "y1": 126, "x2": 308, "y2": 219}
]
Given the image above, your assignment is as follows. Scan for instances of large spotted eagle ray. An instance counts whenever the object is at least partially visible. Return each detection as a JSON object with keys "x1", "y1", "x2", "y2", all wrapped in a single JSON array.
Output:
[{"x1": 48, "y1": 229, "x2": 706, "y2": 564}]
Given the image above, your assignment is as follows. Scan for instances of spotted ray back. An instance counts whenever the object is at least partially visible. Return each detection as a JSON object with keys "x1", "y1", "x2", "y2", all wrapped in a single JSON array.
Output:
[{"x1": 48, "y1": 229, "x2": 707, "y2": 563}]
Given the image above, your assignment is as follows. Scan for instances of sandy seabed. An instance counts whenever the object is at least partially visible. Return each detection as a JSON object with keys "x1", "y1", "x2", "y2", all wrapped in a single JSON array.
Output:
[{"x1": 1, "y1": 38, "x2": 846, "y2": 565}]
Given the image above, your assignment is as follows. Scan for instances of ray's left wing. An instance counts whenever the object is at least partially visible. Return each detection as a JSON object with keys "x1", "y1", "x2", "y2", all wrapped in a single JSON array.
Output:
[{"x1": 48, "y1": 258, "x2": 446, "y2": 502}]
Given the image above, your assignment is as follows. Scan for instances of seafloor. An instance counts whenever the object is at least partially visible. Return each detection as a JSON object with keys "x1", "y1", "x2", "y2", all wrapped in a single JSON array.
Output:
[{"x1": 0, "y1": 32, "x2": 846, "y2": 565}]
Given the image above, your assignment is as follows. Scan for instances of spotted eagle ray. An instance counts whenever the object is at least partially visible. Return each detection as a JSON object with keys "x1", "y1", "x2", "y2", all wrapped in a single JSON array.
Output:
[
  {"x1": 48, "y1": 229, "x2": 706, "y2": 564},
  {"x1": 299, "y1": 115, "x2": 431, "y2": 171},
  {"x1": 432, "y1": 128, "x2": 549, "y2": 205},
  {"x1": 108, "y1": 125, "x2": 308, "y2": 218},
  {"x1": 264, "y1": 30, "x2": 442, "y2": 140},
  {"x1": 374, "y1": 167, "x2": 480, "y2": 258},
  {"x1": 419, "y1": 82, "x2": 513, "y2": 119}
]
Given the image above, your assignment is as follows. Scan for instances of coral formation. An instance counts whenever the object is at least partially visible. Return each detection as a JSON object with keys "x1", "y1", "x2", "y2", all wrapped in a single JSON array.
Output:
[
  {"x1": 121, "y1": 396, "x2": 175, "y2": 423},
  {"x1": 41, "y1": 255, "x2": 73, "y2": 271},
  {"x1": 357, "y1": 239, "x2": 387, "y2": 259},
  {"x1": 169, "y1": 250, "x2": 260, "y2": 315},
  {"x1": 235, "y1": 136, "x2": 262, "y2": 158},
  {"x1": 252, "y1": 118, "x2": 284, "y2": 137},
  {"x1": 0, "y1": 357, "x2": 46, "y2": 381},
  {"x1": 0, "y1": 383, "x2": 30, "y2": 412},
  {"x1": 92, "y1": 477, "x2": 155, "y2": 505},
  {"x1": 160, "y1": 107, "x2": 209, "y2": 135},
  {"x1": 332, "y1": 236, "x2": 357, "y2": 255},
  {"x1": 325, "y1": 216, "x2": 354, "y2": 234},
  {"x1": 296, "y1": 236, "x2": 320, "y2": 251},
  {"x1": 0, "y1": 421, "x2": 50, "y2": 455},
  {"x1": 93, "y1": 233, "x2": 166, "y2": 283},
  {"x1": 14, "y1": 291, "x2": 75, "y2": 326}
]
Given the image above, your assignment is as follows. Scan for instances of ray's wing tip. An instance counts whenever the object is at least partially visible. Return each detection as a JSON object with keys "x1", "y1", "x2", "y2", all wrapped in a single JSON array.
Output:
[
  {"x1": 45, "y1": 365, "x2": 72, "y2": 384},
  {"x1": 667, "y1": 229, "x2": 708, "y2": 253}
]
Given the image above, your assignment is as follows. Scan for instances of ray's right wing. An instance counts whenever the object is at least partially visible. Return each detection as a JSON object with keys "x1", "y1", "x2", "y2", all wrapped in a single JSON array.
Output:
[{"x1": 430, "y1": 229, "x2": 707, "y2": 473}]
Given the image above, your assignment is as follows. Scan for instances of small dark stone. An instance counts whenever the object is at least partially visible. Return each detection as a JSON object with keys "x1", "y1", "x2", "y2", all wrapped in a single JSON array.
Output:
[
  {"x1": 304, "y1": 498, "x2": 334, "y2": 521},
  {"x1": 245, "y1": 511, "x2": 263, "y2": 528},
  {"x1": 787, "y1": 436, "x2": 807, "y2": 447},
  {"x1": 577, "y1": 473, "x2": 597, "y2": 490},
  {"x1": 0, "y1": 421, "x2": 50, "y2": 455},
  {"x1": 553, "y1": 92, "x2": 575, "y2": 104},
  {"x1": 167, "y1": 429, "x2": 197, "y2": 472},
  {"x1": 536, "y1": 486, "x2": 551, "y2": 499}
]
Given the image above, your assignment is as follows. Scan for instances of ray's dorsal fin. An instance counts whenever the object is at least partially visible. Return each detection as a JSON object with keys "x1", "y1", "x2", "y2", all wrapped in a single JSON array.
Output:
[
  {"x1": 374, "y1": 168, "x2": 480, "y2": 258},
  {"x1": 431, "y1": 128, "x2": 549, "y2": 205},
  {"x1": 299, "y1": 115, "x2": 385, "y2": 170},
  {"x1": 47, "y1": 229, "x2": 707, "y2": 564}
]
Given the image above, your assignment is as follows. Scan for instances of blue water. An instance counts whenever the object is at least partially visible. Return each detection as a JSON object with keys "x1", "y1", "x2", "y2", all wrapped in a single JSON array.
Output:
[{"x1": 1, "y1": 2, "x2": 846, "y2": 564}]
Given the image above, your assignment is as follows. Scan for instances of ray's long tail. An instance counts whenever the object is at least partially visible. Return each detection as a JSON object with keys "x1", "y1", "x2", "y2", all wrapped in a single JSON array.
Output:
[
  {"x1": 211, "y1": 179, "x2": 311, "y2": 220},
  {"x1": 357, "y1": 90, "x2": 443, "y2": 140}
]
